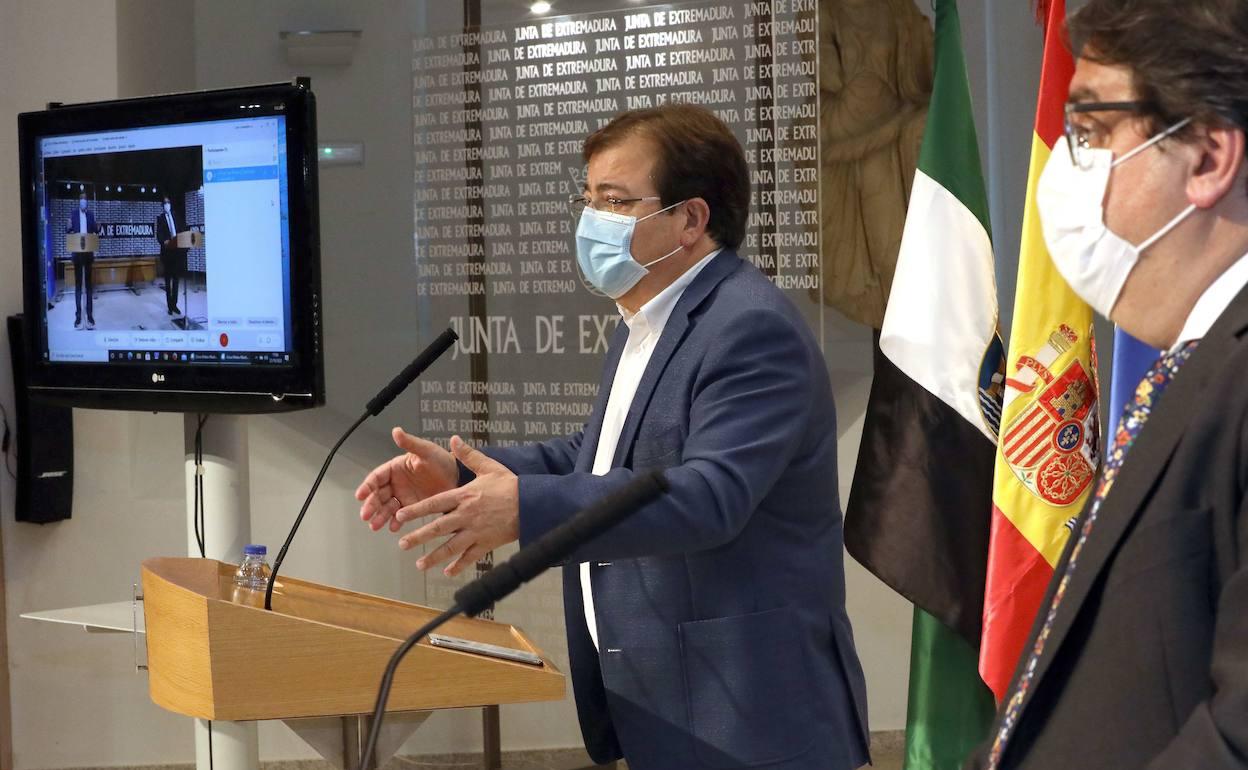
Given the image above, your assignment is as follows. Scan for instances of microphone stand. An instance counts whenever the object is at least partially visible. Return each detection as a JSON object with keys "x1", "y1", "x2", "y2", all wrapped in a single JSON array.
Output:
[
  {"x1": 263, "y1": 409, "x2": 369, "y2": 610},
  {"x1": 359, "y1": 470, "x2": 668, "y2": 766},
  {"x1": 263, "y1": 327, "x2": 458, "y2": 611}
]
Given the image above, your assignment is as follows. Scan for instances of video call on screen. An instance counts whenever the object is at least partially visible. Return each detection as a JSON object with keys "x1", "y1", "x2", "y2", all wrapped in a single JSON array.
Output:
[{"x1": 34, "y1": 116, "x2": 293, "y2": 366}]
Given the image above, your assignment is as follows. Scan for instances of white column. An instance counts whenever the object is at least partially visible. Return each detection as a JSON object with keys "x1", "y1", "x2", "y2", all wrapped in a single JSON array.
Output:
[{"x1": 184, "y1": 413, "x2": 260, "y2": 770}]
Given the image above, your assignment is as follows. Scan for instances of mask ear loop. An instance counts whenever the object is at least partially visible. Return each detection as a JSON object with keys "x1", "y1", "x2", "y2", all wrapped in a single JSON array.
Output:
[
  {"x1": 636, "y1": 198, "x2": 690, "y2": 268},
  {"x1": 640, "y1": 244, "x2": 682, "y2": 269},
  {"x1": 636, "y1": 198, "x2": 689, "y2": 222},
  {"x1": 1112, "y1": 117, "x2": 1193, "y2": 168},
  {"x1": 1137, "y1": 203, "x2": 1197, "y2": 252},
  {"x1": 1109, "y1": 118, "x2": 1197, "y2": 253}
]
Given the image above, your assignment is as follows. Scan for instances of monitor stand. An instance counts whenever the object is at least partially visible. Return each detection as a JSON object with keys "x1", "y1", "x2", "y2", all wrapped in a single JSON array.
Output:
[{"x1": 183, "y1": 413, "x2": 260, "y2": 770}]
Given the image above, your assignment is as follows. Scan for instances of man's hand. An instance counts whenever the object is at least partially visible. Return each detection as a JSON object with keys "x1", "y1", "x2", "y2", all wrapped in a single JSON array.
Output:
[
  {"x1": 396, "y1": 435, "x2": 519, "y2": 577},
  {"x1": 355, "y1": 427, "x2": 459, "y2": 533}
]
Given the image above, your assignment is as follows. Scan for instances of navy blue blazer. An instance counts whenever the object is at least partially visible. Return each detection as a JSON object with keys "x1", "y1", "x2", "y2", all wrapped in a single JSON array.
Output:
[
  {"x1": 481, "y1": 250, "x2": 871, "y2": 770},
  {"x1": 65, "y1": 209, "x2": 97, "y2": 235}
]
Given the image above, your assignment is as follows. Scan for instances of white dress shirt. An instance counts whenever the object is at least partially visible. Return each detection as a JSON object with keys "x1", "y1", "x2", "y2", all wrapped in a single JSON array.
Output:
[
  {"x1": 1170, "y1": 250, "x2": 1248, "y2": 352},
  {"x1": 165, "y1": 210, "x2": 176, "y2": 240},
  {"x1": 580, "y1": 248, "x2": 720, "y2": 650},
  {"x1": 78, "y1": 209, "x2": 88, "y2": 233}
]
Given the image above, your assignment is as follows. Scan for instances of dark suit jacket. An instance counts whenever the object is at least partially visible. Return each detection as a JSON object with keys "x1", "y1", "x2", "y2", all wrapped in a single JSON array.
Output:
[
  {"x1": 476, "y1": 251, "x2": 871, "y2": 770},
  {"x1": 155, "y1": 210, "x2": 187, "y2": 272},
  {"x1": 65, "y1": 209, "x2": 97, "y2": 235},
  {"x1": 968, "y1": 284, "x2": 1248, "y2": 769}
]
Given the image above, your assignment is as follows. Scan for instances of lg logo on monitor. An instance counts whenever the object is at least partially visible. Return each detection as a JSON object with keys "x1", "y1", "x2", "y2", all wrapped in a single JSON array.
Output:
[{"x1": 152, "y1": 373, "x2": 166, "y2": 383}]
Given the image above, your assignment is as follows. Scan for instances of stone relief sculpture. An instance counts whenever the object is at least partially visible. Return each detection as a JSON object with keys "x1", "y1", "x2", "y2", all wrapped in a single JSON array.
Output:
[{"x1": 816, "y1": 0, "x2": 934, "y2": 328}]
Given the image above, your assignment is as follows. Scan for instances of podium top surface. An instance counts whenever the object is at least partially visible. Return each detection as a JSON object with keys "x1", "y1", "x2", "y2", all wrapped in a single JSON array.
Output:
[
  {"x1": 142, "y1": 556, "x2": 523, "y2": 649},
  {"x1": 140, "y1": 557, "x2": 564, "y2": 721}
]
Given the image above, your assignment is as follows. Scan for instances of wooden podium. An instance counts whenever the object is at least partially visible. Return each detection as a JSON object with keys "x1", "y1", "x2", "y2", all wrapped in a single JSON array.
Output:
[
  {"x1": 65, "y1": 232, "x2": 99, "y2": 253},
  {"x1": 141, "y1": 557, "x2": 566, "y2": 767},
  {"x1": 176, "y1": 230, "x2": 204, "y2": 249}
]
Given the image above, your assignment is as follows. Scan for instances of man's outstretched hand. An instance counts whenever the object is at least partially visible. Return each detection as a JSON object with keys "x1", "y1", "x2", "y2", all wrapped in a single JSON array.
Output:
[
  {"x1": 395, "y1": 435, "x2": 520, "y2": 577},
  {"x1": 355, "y1": 427, "x2": 459, "y2": 533}
]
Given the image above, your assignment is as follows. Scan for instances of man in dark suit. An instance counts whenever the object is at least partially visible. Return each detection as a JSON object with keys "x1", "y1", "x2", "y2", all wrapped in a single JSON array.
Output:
[
  {"x1": 969, "y1": 1, "x2": 1248, "y2": 768},
  {"x1": 65, "y1": 191, "x2": 97, "y2": 329},
  {"x1": 154, "y1": 194, "x2": 187, "y2": 315},
  {"x1": 355, "y1": 106, "x2": 871, "y2": 770}
]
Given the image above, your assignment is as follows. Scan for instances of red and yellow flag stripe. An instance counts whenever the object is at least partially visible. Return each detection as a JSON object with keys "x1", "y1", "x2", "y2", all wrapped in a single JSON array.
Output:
[{"x1": 980, "y1": 0, "x2": 1098, "y2": 701}]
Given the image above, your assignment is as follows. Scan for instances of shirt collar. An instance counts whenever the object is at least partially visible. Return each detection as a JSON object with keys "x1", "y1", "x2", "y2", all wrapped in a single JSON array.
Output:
[
  {"x1": 619, "y1": 248, "x2": 721, "y2": 339},
  {"x1": 1170, "y1": 249, "x2": 1248, "y2": 352}
]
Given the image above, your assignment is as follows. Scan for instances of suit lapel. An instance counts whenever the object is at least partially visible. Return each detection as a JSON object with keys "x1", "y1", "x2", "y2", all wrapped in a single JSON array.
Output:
[
  {"x1": 610, "y1": 250, "x2": 741, "y2": 467},
  {"x1": 1016, "y1": 284, "x2": 1248, "y2": 723}
]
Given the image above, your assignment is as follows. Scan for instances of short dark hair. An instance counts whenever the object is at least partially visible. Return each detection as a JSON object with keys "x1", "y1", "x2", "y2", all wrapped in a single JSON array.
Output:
[
  {"x1": 1069, "y1": 0, "x2": 1248, "y2": 139},
  {"x1": 582, "y1": 104, "x2": 750, "y2": 249}
]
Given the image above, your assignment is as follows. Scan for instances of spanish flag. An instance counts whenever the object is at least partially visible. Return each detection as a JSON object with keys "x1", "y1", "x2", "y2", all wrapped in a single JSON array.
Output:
[{"x1": 979, "y1": 0, "x2": 1100, "y2": 701}]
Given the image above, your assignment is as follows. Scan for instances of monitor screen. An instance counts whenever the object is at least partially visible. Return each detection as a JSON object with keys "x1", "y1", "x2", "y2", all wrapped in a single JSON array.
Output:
[{"x1": 19, "y1": 81, "x2": 323, "y2": 413}]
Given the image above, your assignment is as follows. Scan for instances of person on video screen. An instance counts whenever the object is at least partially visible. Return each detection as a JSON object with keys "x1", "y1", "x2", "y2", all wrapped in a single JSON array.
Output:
[
  {"x1": 155, "y1": 194, "x2": 187, "y2": 316},
  {"x1": 65, "y1": 191, "x2": 97, "y2": 330}
]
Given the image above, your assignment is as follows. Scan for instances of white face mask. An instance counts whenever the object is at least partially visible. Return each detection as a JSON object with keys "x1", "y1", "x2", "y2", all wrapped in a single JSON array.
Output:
[
  {"x1": 163, "y1": 202, "x2": 172, "y2": 213},
  {"x1": 1037, "y1": 120, "x2": 1195, "y2": 319}
]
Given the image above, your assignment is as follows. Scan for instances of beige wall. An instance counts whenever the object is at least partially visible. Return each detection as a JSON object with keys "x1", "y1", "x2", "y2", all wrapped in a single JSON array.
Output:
[
  {"x1": 116, "y1": 0, "x2": 197, "y2": 99},
  {"x1": 0, "y1": 5, "x2": 185, "y2": 766}
]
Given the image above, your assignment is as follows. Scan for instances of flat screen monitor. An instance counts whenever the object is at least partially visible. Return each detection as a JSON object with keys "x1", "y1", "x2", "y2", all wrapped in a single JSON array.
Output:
[{"x1": 17, "y1": 80, "x2": 323, "y2": 413}]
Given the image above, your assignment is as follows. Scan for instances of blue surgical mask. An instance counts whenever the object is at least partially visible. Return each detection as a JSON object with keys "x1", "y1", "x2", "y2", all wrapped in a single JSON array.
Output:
[{"x1": 575, "y1": 200, "x2": 686, "y2": 299}]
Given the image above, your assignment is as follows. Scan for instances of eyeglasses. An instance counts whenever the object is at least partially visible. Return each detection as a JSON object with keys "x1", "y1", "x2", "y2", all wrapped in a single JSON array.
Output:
[
  {"x1": 1063, "y1": 100, "x2": 1153, "y2": 169},
  {"x1": 567, "y1": 194, "x2": 662, "y2": 219}
]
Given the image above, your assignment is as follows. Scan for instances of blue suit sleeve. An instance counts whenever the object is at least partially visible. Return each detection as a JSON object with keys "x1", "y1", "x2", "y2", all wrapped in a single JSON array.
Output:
[
  {"x1": 515, "y1": 307, "x2": 816, "y2": 560},
  {"x1": 457, "y1": 430, "x2": 585, "y2": 486}
]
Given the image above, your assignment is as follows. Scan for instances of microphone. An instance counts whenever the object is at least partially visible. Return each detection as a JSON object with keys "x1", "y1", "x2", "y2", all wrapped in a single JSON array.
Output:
[
  {"x1": 455, "y1": 469, "x2": 669, "y2": 616},
  {"x1": 263, "y1": 328, "x2": 458, "y2": 611},
  {"x1": 366, "y1": 328, "x2": 457, "y2": 416},
  {"x1": 361, "y1": 470, "x2": 669, "y2": 766}
]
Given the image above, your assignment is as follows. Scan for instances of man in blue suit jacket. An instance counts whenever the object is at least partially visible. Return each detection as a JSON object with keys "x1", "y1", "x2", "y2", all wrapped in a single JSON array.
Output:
[
  {"x1": 65, "y1": 192, "x2": 98, "y2": 328},
  {"x1": 357, "y1": 105, "x2": 870, "y2": 770}
]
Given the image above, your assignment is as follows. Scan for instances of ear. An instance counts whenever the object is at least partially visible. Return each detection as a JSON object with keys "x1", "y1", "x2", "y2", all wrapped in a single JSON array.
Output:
[
  {"x1": 679, "y1": 197, "x2": 712, "y2": 246},
  {"x1": 1187, "y1": 123, "x2": 1246, "y2": 209}
]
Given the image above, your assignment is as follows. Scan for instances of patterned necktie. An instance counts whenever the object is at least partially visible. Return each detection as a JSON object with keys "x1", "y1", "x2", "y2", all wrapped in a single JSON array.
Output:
[{"x1": 987, "y1": 339, "x2": 1200, "y2": 769}]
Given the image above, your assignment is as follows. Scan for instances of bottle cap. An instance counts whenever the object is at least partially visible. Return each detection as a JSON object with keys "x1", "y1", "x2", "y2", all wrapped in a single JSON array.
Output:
[{"x1": 243, "y1": 544, "x2": 267, "y2": 555}]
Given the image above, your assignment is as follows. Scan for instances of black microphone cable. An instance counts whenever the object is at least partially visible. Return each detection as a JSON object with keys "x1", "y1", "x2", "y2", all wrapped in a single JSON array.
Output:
[
  {"x1": 193, "y1": 413, "x2": 209, "y2": 559},
  {"x1": 263, "y1": 328, "x2": 458, "y2": 611},
  {"x1": 360, "y1": 470, "x2": 668, "y2": 766}
]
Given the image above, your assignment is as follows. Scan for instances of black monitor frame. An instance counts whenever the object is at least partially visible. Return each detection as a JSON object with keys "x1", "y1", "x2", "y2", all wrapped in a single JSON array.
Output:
[{"x1": 18, "y1": 80, "x2": 324, "y2": 413}]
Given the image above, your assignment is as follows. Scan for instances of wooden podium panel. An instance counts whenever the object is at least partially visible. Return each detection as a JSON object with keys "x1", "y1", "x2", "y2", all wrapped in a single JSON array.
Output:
[
  {"x1": 64, "y1": 257, "x2": 158, "y2": 288},
  {"x1": 176, "y1": 230, "x2": 204, "y2": 248},
  {"x1": 65, "y1": 233, "x2": 99, "y2": 253},
  {"x1": 141, "y1": 558, "x2": 564, "y2": 722}
]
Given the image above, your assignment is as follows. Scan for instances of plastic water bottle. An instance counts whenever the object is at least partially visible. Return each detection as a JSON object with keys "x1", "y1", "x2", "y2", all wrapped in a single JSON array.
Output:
[{"x1": 233, "y1": 544, "x2": 271, "y2": 594}]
